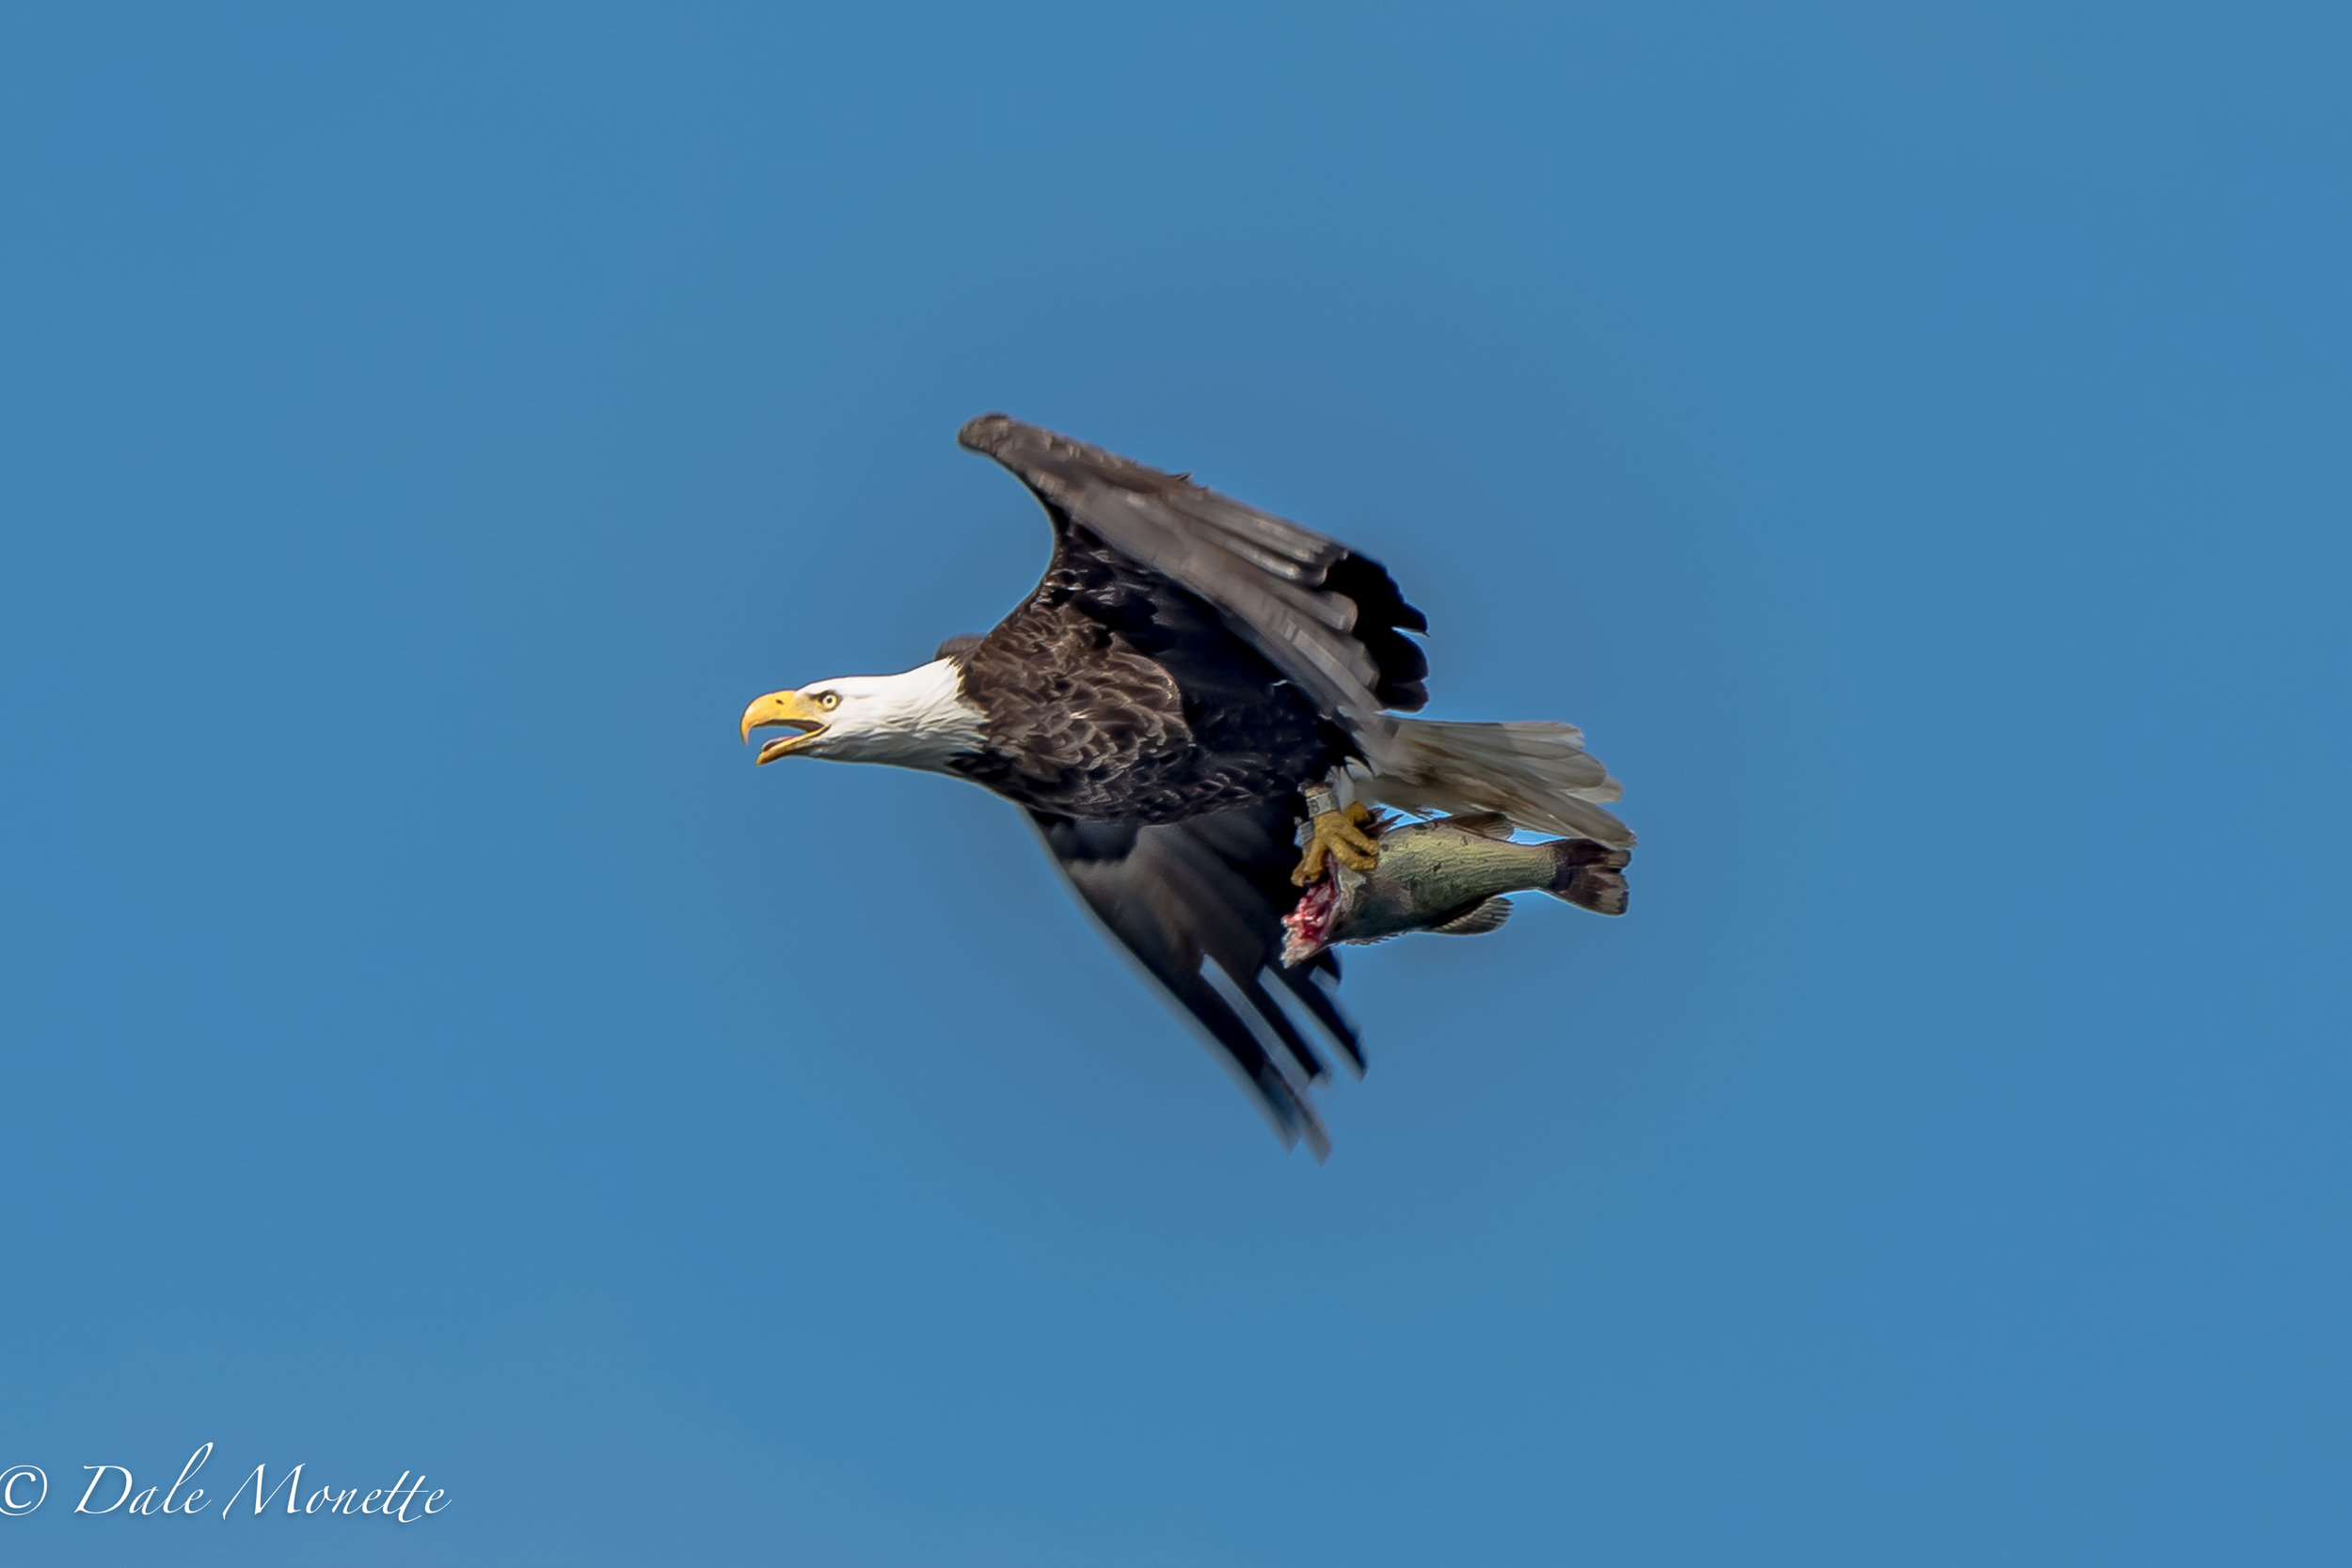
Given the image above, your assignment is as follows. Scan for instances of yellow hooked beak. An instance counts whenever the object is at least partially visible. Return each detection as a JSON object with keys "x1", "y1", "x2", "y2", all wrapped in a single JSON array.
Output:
[{"x1": 739, "y1": 689, "x2": 830, "y2": 764}]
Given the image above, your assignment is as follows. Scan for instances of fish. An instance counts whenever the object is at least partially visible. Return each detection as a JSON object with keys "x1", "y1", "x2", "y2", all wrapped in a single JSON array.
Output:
[{"x1": 1279, "y1": 811, "x2": 1629, "y2": 966}]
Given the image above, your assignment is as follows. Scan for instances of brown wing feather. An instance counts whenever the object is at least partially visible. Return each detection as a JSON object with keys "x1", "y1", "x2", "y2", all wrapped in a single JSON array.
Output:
[{"x1": 959, "y1": 414, "x2": 1429, "y2": 728}]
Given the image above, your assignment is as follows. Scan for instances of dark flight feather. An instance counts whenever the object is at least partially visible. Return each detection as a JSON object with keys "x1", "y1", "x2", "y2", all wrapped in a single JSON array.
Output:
[{"x1": 1030, "y1": 798, "x2": 1360, "y2": 1159}]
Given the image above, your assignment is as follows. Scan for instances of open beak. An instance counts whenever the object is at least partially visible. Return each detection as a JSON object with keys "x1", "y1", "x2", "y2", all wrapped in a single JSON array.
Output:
[{"x1": 740, "y1": 689, "x2": 828, "y2": 764}]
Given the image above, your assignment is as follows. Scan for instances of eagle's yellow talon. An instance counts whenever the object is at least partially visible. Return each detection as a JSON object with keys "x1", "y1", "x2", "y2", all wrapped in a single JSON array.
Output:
[{"x1": 1293, "y1": 803, "x2": 1383, "y2": 885}]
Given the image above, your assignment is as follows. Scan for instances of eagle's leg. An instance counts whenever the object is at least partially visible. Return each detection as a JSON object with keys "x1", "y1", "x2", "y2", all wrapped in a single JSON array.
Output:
[{"x1": 1293, "y1": 785, "x2": 1382, "y2": 886}]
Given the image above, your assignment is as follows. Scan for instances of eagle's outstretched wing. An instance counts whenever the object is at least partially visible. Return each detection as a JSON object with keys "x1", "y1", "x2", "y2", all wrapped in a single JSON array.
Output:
[
  {"x1": 1028, "y1": 800, "x2": 1360, "y2": 1159},
  {"x1": 958, "y1": 413, "x2": 1430, "y2": 730}
]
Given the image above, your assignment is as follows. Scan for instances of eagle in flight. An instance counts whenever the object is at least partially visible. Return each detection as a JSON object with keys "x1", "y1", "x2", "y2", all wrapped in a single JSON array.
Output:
[{"x1": 741, "y1": 415, "x2": 1632, "y2": 1154}]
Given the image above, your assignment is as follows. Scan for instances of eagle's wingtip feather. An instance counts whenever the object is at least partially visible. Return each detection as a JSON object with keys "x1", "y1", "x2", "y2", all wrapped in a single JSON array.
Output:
[{"x1": 957, "y1": 411, "x2": 1020, "y2": 454}]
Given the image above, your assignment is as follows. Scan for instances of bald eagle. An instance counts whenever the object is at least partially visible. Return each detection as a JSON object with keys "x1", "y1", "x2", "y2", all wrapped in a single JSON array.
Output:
[{"x1": 742, "y1": 415, "x2": 1632, "y2": 1154}]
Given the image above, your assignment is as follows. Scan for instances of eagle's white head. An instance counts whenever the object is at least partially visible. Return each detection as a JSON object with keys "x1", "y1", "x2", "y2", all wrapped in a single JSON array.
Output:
[{"x1": 739, "y1": 657, "x2": 986, "y2": 772}]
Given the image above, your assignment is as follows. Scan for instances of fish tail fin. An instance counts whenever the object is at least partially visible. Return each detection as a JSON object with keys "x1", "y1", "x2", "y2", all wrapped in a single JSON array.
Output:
[
  {"x1": 1544, "y1": 838, "x2": 1631, "y2": 916},
  {"x1": 1364, "y1": 719, "x2": 1635, "y2": 847}
]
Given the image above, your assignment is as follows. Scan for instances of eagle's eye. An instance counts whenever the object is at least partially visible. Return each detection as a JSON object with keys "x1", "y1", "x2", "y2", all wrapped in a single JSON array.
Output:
[{"x1": 818, "y1": 691, "x2": 840, "y2": 709}]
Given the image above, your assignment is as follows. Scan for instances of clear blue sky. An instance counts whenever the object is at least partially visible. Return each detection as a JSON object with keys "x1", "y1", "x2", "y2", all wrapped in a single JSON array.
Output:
[{"x1": 3, "y1": 5, "x2": 2345, "y2": 1563}]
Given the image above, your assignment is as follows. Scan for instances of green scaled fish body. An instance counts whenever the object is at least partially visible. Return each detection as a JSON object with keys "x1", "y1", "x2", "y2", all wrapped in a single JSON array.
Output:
[{"x1": 1280, "y1": 814, "x2": 1629, "y2": 966}]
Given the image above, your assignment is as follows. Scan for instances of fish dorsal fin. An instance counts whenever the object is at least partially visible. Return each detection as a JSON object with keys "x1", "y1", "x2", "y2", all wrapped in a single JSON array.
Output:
[
  {"x1": 1438, "y1": 811, "x2": 1514, "y2": 839},
  {"x1": 1430, "y1": 896, "x2": 1514, "y2": 937}
]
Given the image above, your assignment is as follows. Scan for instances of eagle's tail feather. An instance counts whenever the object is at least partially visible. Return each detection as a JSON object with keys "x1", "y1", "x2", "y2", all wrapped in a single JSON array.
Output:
[{"x1": 1364, "y1": 719, "x2": 1635, "y2": 848}]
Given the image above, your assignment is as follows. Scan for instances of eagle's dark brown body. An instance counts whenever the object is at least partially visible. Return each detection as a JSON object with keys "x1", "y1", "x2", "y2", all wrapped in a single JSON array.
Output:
[{"x1": 948, "y1": 531, "x2": 1356, "y2": 822}]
